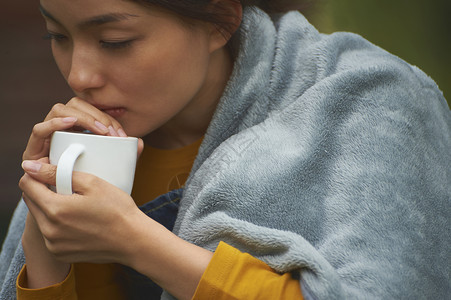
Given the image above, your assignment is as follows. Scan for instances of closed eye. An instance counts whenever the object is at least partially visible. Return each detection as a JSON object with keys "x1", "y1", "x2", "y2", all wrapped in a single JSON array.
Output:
[
  {"x1": 99, "y1": 39, "x2": 135, "y2": 49},
  {"x1": 43, "y1": 32, "x2": 67, "y2": 42}
]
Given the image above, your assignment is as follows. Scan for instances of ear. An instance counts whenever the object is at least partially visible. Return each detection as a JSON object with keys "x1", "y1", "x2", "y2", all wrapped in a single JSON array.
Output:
[{"x1": 207, "y1": 0, "x2": 243, "y2": 53}]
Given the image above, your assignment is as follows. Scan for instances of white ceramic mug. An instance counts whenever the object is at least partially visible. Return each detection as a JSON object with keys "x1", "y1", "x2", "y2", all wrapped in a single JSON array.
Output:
[{"x1": 49, "y1": 131, "x2": 138, "y2": 195}]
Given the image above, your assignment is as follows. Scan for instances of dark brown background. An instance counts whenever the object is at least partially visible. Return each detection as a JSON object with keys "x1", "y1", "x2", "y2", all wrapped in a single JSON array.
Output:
[
  {"x1": 1, "y1": 1, "x2": 449, "y2": 245},
  {"x1": 0, "y1": 2, "x2": 72, "y2": 245}
]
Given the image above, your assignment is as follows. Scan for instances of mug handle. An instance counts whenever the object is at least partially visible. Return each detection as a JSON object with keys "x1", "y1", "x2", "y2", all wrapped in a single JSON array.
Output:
[{"x1": 56, "y1": 143, "x2": 85, "y2": 195}]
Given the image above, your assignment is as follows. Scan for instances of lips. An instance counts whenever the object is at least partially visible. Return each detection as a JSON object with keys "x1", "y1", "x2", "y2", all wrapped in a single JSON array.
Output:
[{"x1": 94, "y1": 105, "x2": 126, "y2": 118}]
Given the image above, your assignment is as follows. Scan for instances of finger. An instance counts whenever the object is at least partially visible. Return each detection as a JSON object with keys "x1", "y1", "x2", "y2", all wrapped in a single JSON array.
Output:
[
  {"x1": 56, "y1": 97, "x2": 127, "y2": 137},
  {"x1": 47, "y1": 97, "x2": 127, "y2": 137},
  {"x1": 45, "y1": 102, "x2": 110, "y2": 136},
  {"x1": 23, "y1": 117, "x2": 78, "y2": 161},
  {"x1": 21, "y1": 159, "x2": 102, "y2": 196},
  {"x1": 137, "y1": 138, "x2": 145, "y2": 158},
  {"x1": 22, "y1": 160, "x2": 57, "y2": 186},
  {"x1": 38, "y1": 157, "x2": 50, "y2": 164},
  {"x1": 116, "y1": 127, "x2": 128, "y2": 138},
  {"x1": 63, "y1": 97, "x2": 125, "y2": 136},
  {"x1": 71, "y1": 171, "x2": 113, "y2": 196},
  {"x1": 20, "y1": 175, "x2": 68, "y2": 239},
  {"x1": 19, "y1": 173, "x2": 57, "y2": 217}
]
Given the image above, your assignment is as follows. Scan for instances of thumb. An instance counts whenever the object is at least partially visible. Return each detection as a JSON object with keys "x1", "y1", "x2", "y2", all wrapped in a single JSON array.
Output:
[
  {"x1": 21, "y1": 160, "x2": 57, "y2": 186},
  {"x1": 37, "y1": 157, "x2": 50, "y2": 164}
]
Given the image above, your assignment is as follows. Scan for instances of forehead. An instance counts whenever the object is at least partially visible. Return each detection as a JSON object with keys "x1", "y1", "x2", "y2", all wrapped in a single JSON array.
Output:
[{"x1": 39, "y1": 0, "x2": 159, "y2": 27}]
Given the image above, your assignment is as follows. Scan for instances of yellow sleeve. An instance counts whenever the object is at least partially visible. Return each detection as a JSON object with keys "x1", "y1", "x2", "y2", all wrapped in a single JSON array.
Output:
[
  {"x1": 193, "y1": 241, "x2": 303, "y2": 300},
  {"x1": 16, "y1": 264, "x2": 78, "y2": 300}
]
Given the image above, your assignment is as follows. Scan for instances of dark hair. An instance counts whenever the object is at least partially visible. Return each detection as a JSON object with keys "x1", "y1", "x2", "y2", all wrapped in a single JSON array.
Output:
[{"x1": 130, "y1": 0, "x2": 308, "y2": 36}]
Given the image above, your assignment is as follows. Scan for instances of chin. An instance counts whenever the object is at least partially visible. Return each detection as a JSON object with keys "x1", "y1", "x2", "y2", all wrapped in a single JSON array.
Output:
[{"x1": 123, "y1": 126, "x2": 152, "y2": 139}]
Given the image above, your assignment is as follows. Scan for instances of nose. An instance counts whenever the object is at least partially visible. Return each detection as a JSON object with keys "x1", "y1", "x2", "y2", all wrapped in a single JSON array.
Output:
[{"x1": 67, "y1": 47, "x2": 105, "y2": 93}]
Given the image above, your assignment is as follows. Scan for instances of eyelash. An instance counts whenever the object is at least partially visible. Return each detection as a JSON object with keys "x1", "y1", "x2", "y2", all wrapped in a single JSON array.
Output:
[
  {"x1": 43, "y1": 32, "x2": 134, "y2": 50},
  {"x1": 43, "y1": 32, "x2": 67, "y2": 42},
  {"x1": 99, "y1": 40, "x2": 134, "y2": 49}
]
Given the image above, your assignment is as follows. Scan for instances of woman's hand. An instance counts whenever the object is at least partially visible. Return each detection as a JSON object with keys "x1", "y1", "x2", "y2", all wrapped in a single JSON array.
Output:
[
  {"x1": 22, "y1": 97, "x2": 127, "y2": 162},
  {"x1": 20, "y1": 160, "x2": 213, "y2": 300},
  {"x1": 19, "y1": 160, "x2": 141, "y2": 265},
  {"x1": 18, "y1": 97, "x2": 143, "y2": 289},
  {"x1": 20, "y1": 157, "x2": 71, "y2": 289}
]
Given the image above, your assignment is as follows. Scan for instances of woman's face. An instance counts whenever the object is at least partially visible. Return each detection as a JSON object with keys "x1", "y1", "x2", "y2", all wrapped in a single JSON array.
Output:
[{"x1": 40, "y1": 0, "x2": 231, "y2": 145}]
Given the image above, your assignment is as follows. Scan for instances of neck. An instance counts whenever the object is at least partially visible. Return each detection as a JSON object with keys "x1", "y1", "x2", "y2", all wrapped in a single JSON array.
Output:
[{"x1": 144, "y1": 46, "x2": 233, "y2": 149}]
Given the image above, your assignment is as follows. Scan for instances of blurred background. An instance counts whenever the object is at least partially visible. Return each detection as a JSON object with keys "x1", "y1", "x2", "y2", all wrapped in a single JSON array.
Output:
[{"x1": 1, "y1": 0, "x2": 450, "y2": 245}]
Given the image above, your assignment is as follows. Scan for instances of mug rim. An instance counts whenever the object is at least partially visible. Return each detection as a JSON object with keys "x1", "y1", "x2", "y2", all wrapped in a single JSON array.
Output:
[{"x1": 52, "y1": 130, "x2": 138, "y2": 141}]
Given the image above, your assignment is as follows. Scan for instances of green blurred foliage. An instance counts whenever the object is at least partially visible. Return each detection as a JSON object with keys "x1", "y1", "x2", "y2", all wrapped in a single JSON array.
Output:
[{"x1": 306, "y1": 0, "x2": 451, "y2": 106}]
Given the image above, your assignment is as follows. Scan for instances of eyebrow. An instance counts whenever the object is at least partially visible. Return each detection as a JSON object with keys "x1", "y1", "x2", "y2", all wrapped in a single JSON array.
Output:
[{"x1": 39, "y1": 5, "x2": 139, "y2": 29}]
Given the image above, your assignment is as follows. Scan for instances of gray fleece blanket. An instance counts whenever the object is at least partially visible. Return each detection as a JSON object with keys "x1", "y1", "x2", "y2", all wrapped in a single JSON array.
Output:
[
  {"x1": 2, "y1": 7, "x2": 451, "y2": 300},
  {"x1": 164, "y1": 8, "x2": 451, "y2": 300}
]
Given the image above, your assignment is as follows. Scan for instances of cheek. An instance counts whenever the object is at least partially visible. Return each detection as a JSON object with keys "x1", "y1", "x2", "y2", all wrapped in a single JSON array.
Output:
[
  {"x1": 112, "y1": 49, "x2": 211, "y2": 136},
  {"x1": 158, "y1": 41, "x2": 211, "y2": 94},
  {"x1": 118, "y1": 38, "x2": 211, "y2": 100}
]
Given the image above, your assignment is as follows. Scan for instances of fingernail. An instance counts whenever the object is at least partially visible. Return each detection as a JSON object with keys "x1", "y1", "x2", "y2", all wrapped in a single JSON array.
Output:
[
  {"x1": 22, "y1": 160, "x2": 42, "y2": 172},
  {"x1": 117, "y1": 128, "x2": 127, "y2": 137},
  {"x1": 108, "y1": 126, "x2": 119, "y2": 136},
  {"x1": 94, "y1": 120, "x2": 109, "y2": 133},
  {"x1": 62, "y1": 117, "x2": 77, "y2": 123}
]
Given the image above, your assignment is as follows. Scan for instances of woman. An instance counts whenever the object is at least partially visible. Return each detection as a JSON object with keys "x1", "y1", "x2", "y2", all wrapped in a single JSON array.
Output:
[{"x1": 1, "y1": 0, "x2": 450, "y2": 299}]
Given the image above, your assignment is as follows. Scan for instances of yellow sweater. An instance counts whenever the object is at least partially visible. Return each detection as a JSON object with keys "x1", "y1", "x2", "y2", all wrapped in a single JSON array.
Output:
[{"x1": 17, "y1": 138, "x2": 302, "y2": 299}]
